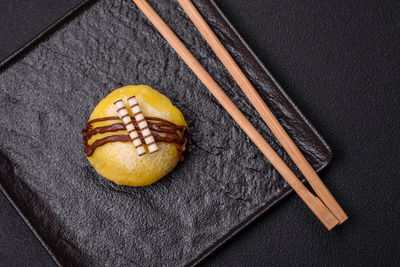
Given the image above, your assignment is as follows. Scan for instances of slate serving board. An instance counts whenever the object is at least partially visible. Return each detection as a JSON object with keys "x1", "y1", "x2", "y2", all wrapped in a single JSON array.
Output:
[{"x1": 0, "y1": 0, "x2": 333, "y2": 266}]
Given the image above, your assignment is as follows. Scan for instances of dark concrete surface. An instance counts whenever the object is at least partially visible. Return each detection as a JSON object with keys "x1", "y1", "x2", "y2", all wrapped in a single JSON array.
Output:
[{"x1": 1, "y1": 0, "x2": 399, "y2": 266}]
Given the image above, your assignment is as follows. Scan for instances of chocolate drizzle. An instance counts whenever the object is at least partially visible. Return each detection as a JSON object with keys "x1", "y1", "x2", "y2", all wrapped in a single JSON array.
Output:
[{"x1": 82, "y1": 116, "x2": 189, "y2": 161}]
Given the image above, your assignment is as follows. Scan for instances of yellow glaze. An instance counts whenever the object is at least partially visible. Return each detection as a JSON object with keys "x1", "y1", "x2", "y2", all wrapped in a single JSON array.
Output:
[{"x1": 86, "y1": 85, "x2": 187, "y2": 186}]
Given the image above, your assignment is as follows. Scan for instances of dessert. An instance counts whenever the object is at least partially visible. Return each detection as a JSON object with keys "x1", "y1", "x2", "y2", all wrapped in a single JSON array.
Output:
[{"x1": 82, "y1": 85, "x2": 188, "y2": 186}]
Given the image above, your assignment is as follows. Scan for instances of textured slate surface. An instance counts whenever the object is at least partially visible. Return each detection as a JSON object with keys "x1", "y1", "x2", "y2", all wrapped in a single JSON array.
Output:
[{"x1": 0, "y1": 0, "x2": 332, "y2": 266}]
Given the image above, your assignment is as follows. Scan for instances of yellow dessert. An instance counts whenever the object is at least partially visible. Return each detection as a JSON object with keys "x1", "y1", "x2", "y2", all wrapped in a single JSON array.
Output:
[{"x1": 82, "y1": 85, "x2": 188, "y2": 186}]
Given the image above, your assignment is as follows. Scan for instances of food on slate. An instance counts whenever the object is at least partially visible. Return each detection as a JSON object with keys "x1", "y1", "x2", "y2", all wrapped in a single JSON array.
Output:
[{"x1": 82, "y1": 85, "x2": 188, "y2": 186}]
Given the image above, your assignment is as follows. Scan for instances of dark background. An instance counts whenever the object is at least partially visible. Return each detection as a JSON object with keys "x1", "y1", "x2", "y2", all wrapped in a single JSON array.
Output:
[{"x1": 0, "y1": 0, "x2": 399, "y2": 266}]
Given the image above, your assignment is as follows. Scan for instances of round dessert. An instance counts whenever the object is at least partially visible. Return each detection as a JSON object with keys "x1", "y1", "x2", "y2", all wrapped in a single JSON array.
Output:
[{"x1": 82, "y1": 85, "x2": 188, "y2": 186}]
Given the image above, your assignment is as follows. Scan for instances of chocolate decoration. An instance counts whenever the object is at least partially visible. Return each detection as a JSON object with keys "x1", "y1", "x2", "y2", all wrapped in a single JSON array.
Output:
[
  {"x1": 113, "y1": 99, "x2": 146, "y2": 156},
  {"x1": 81, "y1": 116, "x2": 189, "y2": 161},
  {"x1": 127, "y1": 96, "x2": 159, "y2": 154}
]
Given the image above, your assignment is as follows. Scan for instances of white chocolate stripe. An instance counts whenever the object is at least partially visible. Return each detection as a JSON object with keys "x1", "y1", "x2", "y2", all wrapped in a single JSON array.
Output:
[
  {"x1": 128, "y1": 97, "x2": 138, "y2": 104},
  {"x1": 135, "y1": 113, "x2": 145, "y2": 121},
  {"x1": 141, "y1": 128, "x2": 152, "y2": 136},
  {"x1": 118, "y1": 109, "x2": 128, "y2": 117},
  {"x1": 125, "y1": 123, "x2": 135, "y2": 132},
  {"x1": 131, "y1": 106, "x2": 141, "y2": 114},
  {"x1": 127, "y1": 96, "x2": 159, "y2": 153},
  {"x1": 113, "y1": 99, "x2": 145, "y2": 156},
  {"x1": 138, "y1": 121, "x2": 147, "y2": 129}
]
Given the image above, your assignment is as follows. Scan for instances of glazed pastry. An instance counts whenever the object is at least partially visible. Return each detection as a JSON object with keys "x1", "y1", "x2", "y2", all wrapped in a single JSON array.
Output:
[{"x1": 82, "y1": 85, "x2": 188, "y2": 186}]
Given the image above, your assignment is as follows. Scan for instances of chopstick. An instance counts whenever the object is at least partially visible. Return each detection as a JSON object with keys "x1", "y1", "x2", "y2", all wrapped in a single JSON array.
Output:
[
  {"x1": 176, "y1": 0, "x2": 348, "y2": 224},
  {"x1": 131, "y1": 0, "x2": 339, "y2": 230}
]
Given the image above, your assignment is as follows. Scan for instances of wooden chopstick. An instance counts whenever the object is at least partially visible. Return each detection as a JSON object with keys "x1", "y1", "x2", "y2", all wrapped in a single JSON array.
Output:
[
  {"x1": 177, "y1": 0, "x2": 348, "y2": 224},
  {"x1": 131, "y1": 0, "x2": 339, "y2": 230}
]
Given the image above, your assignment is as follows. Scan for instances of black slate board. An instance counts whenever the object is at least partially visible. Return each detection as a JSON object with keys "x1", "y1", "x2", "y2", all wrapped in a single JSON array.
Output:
[{"x1": 0, "y1": 0, "x2": 332, "y2": 266}]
